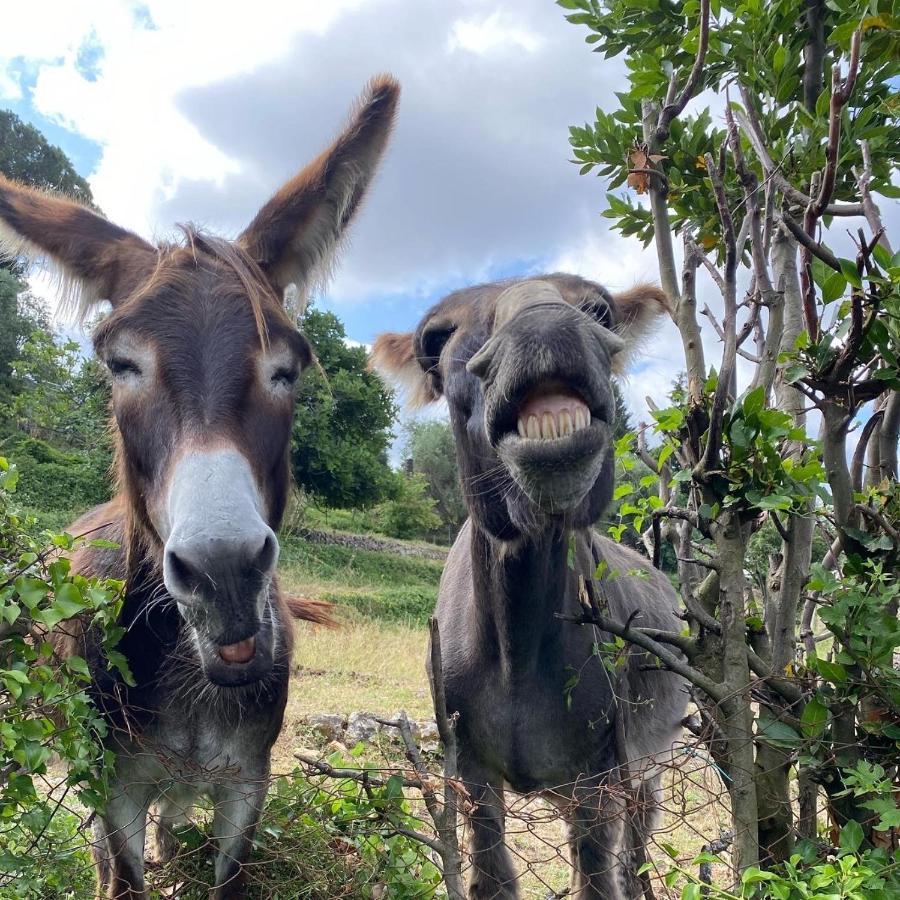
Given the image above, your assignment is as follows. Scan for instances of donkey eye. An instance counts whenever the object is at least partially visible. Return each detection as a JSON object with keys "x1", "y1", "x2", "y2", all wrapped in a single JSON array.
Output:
[
  {"x1": 107, "y1": 357, "x2": 142, "y2": 378},
  {"x1": 272, "y1": 367, "x2": 299, "y2": 387},
  {"x1": 587, "y1": 303, "x2": 614, "y2": 329},
  {"x1": 420, "y1": 326, "x2": 456, "y2": 368}
]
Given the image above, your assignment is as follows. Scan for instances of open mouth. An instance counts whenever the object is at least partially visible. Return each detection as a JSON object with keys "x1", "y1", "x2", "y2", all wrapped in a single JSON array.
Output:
[
  {"x1": 198, "y1": 613, "x2": 276, "y2": 687},
  {"x1": 492, "y1": 379, "x2": 611, "y2": 511},
  {"x1": 491, "y1": 379, "x2": 605, "y2": 446},
  {"x1": 514, "y1": 384, "x2": 592, "y2": 441}
]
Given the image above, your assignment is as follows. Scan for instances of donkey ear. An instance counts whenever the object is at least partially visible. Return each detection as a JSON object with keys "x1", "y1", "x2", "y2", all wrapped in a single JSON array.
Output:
[
  {"x1": 370, "y1": 331, "x2": 438, "y2": 409},
  {"x1": 610, "y1": 283, "x2": 671, "y2": 370},
  {"x1": 0, "y1": 175, "x2": 156, "y2": 319},
  {"x1": 238, "y1": 75, "x2": 400, "y2": 301}
]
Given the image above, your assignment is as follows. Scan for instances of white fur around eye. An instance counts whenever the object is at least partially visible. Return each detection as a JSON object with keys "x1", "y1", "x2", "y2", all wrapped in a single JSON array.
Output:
[
  {"x1": 103, "y1": 336, "x2": 156, "y2": 390},
  {"x1": 260, "y1": 347, "x2": 301, "y2": 397}
]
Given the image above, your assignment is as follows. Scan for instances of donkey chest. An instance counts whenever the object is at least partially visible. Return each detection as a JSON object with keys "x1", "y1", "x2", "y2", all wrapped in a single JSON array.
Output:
[
  {"x1": 453, "y1": 658, "x2": 619, "y2": 789},
  {"x1": 113, "y1": 702, "x2": 273, "y2": 793}
]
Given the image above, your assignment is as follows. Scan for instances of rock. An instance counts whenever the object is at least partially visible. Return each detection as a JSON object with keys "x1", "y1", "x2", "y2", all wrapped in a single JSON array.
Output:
[
  {"x1": 306, "y1": 714, "x2": 346, "y2": 742},
  {"x1": 346, "y1": 711, "x2": 380, "y2": 744},
  {"x1": 325, "y1": 740, "x2": 351, "y2": 758},
  {"x1": 418, "y1": 719, "x2": 441, "y2": 752},
  {"x1": 391, "y1": 711, "x2": 421, "y2": 741}
]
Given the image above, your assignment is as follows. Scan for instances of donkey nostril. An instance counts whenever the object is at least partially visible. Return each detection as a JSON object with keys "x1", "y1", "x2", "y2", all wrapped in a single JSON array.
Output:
[
  {"x1": 250, "y1": 533, "x2": 278, "y2": 576},
  {"x1": 164, "y1": 548, "x2": 207, "y2": 597}
]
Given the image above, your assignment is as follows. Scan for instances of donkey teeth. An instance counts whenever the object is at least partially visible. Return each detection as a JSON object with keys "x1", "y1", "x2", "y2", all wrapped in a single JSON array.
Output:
[
  {"x1": 541, "y1": 412, "x2": 557, "y2": 440},
  {"x1": 517, "y1": 407, "x2": 592, "y2": 440}
]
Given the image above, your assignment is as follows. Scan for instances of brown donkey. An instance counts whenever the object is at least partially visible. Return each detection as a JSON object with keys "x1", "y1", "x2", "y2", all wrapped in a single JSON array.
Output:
[
  {"x1": 373, "y1": 276, "x2": 688, "y2": 899},
  {"x1": 0, "y1": 76, "x2": 398, "y2": 899}
]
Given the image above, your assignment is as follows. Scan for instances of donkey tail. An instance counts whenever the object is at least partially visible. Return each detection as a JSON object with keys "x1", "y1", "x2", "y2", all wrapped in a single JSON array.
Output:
[{"x1": 283, "y1": 595, "x2": 338, "y2": 628}]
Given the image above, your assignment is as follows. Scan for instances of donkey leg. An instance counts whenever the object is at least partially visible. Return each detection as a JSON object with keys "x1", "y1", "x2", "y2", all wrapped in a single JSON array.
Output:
[
  {"x1": 466, "y1": 778, "x2": 518, "y2": 900},
  {"x1": 621, "y1": 775, "x2": 663, "y2": 900},
  {"x1": 150, "y1": 793, "x2": 192, "y2": 867},
  {"x1": 208, "y1": 778, "x2": 267, "y2": 900},
  {"x1": 566, "y1": 782, "x2": 627, "y2": 900},
  {"x1": 98, "y1": 783, "x2": 153, "y2": 900}
]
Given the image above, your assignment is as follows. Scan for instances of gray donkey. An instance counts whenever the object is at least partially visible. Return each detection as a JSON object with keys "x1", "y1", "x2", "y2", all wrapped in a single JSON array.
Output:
[{"x1": 373, "y1": 275, "x2": 688, "y2": 899}]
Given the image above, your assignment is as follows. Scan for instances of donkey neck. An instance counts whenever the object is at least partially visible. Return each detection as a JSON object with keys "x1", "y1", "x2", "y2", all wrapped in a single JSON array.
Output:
[{"x1": 470, "y1": 522, "x2": 580, "y2": 675}]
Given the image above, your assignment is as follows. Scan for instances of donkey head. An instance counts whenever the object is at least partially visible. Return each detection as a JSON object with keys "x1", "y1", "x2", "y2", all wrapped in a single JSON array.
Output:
[
  {"x1": 0, "y1": 76, "x2": 399, "y2": 686},
  {"x1": 372, "y1": 275, "x2": 668, "y2": 539}
]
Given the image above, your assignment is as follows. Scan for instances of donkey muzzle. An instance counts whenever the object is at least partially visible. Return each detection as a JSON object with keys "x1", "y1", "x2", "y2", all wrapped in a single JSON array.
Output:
[{"x1": 160, "y1": 447, "x2": 281, "y2": 685}]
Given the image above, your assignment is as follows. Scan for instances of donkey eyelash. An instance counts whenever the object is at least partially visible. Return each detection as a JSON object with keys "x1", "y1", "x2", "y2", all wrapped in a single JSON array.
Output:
[
  {"x1": 271, "y1": 367, "x2": 299, "y2": 386},
  {"x1": 107, "y1": 357, "x2": 142, "y2": 378},
  {"x1": 576, "y1": 299, "x2": 614, "y2": 329}
]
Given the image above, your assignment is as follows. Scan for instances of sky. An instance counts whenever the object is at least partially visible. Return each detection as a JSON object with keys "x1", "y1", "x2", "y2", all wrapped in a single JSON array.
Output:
[{"x1": 1, "y1": 0, "x2": 897, "y2": 437}]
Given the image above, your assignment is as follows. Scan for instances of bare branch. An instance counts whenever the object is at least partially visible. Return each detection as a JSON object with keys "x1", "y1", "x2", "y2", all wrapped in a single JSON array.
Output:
[
  {"x1": 780, "y1": 212, "x2": 841, "y2": 272},
  {"x1": 853, "y1": 140, "x2": 893, "y2": 254},
  {"x1": 657, "y1": 0, "x2": 710, "y2": 138},
  {"x1": 802, "y1": 0, "x2": 826, "y2": 113}
]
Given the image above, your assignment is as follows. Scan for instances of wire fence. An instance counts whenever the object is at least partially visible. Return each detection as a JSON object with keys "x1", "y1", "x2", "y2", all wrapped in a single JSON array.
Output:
[{"x1": 3, "y1": 703, "x2": 868, "y2": 900}]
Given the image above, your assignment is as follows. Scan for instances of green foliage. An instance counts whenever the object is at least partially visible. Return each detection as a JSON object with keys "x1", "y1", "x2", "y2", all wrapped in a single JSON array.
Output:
[
  {"x1": 2, "y1": 435, "x2": 109, "y2": 513},
  {"x1": 292, "y1": 309, "x2": 396, "y2": 509},
  {"x1": 404, "y1": 420, "x2": 467, "y2": 538},
  {"x1": 0, "y1": 275, "x2": 48, "y2": 398},
  {"x1": 669, "y1": 834, "x2": 900, "y2": 899},
  {"x1": 564, "y1": 0, "x2": 899, "y2": 255},
  {"x1": 376, "y1": 473, "x2": 442, "y2": 541},
  {"x1": 0, "y1": 806, "x2": 96, "y2": 899},
  {"x1": 0, "y1": 109, "x2": 93, "y2": 200},
  {"x1": 0, "y1": 456, "x2": 125, "y2": 892}
]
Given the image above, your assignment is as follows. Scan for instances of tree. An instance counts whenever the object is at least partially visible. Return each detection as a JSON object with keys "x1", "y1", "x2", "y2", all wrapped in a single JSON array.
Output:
[
  {"x1": 291, "y1": 308, "x2": 396, "y2": 509},
  {"x1": 0, "y1": 273, "x2": 48, "y2": 399},
  {"x1": 564, "y1": 0, "x2": 898, "y2": 892},
  {"x1": 611, "y1": 379, "x2": 632, "y2": 440},
  {"x1": 376, "y1": 472, "x2": 442, "y2": 540},
  {"x1": 0, "y1": 110, "x2": 92, "y2": 199},
  {"x1": 405, "y1": 420, "x2": 467, "y2": 540}
]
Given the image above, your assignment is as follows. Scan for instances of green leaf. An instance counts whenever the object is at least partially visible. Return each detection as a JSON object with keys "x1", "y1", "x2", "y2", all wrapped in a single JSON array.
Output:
[
  {"x1": 800, "y1": 697, "x2": 828, "y2": 739},
  {"x1": 757, "y1": 713, "x2": 803, "y2": 748},
  {"x1": 838, "y1": 258, "x2": 862, "y2": 288},
  {"x1": 742, "y1": 385, "x2": 765, "y2": 419},
  {"x1": 66, "y1": 656, "x2": 91, "y2": 678},
  {"x1": 839, "y1": 819, "x2": 864, "y2": 853},
  {"x1": 53, "y1": 582, "x2": 85, "y2": 618},
  {"x1": 812, "y1": 657, "x2": 847, "y2": 684},
  {"x1": 821, "y1": 270, "x2": 847, "y2": 304},
  {"x1": 773, "y1": 44, "x2": 787, "y2": 75}
]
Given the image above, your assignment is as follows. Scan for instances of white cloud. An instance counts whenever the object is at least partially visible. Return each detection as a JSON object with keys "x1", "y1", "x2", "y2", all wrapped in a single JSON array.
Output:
[
  {"x1": 448, "y1": 11, "x2": 543, "y2": 55},
  {"x1": 2, "y1": 0, "x2": 365, "y2": 236}
]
